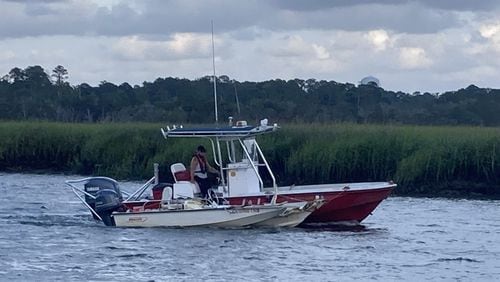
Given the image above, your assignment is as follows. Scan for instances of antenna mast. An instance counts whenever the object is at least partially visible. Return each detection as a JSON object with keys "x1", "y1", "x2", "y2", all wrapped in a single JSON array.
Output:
[
  {"x1": 211, "y1": 20, "x2": 218, "y2": 124},
  {"x1": 233, "y1": 83, "x2": 241, "y2": 116}
]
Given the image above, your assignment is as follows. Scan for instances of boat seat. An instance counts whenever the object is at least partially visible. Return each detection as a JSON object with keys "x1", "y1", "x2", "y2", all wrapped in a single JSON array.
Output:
[
  {"x1": 162, "y1": 186, "x2": 173, "y2": 201},
  {"x1": 170, "y1": 163, "x2": 201, "y2": 195},
  {"x1": 173, "y1": 182, "x2": 195, "y2": 199},
  {"x1": 160, "y1": 186, "x2": 182, "y2": 209},
  {"x1": 171, "y1": 163, "x2": 191, "y2": 182}
]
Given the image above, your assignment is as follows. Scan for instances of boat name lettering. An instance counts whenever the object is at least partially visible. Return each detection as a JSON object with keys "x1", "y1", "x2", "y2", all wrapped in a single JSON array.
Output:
[
  {"x1": 227, "y1": 208, "x2": 260, "y2": 214},
  {"x1": 128, "y1": 217, "x2": 147, "y2": 222}
]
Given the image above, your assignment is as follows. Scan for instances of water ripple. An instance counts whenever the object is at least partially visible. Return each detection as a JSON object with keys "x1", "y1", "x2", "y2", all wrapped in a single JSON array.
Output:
[
  {"x1": 437, "y1": 257, "x2": 482, "y2": 263},
  {"x1": 0, "y1": 174, "x2": 499, "y2": 281}
]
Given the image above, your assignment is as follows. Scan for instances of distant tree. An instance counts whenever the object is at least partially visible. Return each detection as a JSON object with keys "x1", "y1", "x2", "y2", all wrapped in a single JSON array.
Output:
[
  {"x1": 24, "y1": 65, "x2": 51, "y2": 86},
  {"x1": 8, "y1": 67, "x2": 26, "y2": 83},
  {"x1": 52, "y1": 65, "x2": 68, "y2": 86},
  {"x1": 219, "y1": 75, "x2": 230, "y2": 83},
  {"x1": 2, "y1": 64, "x2": 500, "y2": 125}
]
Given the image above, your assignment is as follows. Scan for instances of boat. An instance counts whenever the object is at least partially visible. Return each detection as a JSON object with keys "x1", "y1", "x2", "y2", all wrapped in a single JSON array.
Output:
[
  {"x1": 112, "y1": 203, "x2": 286, "y2": 228},
  {"x1": 64, "y1": 167, "x2": 319, "y2": 228},
  {"x1": 159, "y1": 119, "x2": 396, "y2": 225}
]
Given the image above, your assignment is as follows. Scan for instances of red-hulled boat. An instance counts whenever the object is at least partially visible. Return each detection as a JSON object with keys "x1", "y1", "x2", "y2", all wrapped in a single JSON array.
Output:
[
  {"x1": 161, "y1": 120, "x2": 395, "y2": 225},
  {"x1": 228, "y1": 183, "x2": 395, "y2": 224}
]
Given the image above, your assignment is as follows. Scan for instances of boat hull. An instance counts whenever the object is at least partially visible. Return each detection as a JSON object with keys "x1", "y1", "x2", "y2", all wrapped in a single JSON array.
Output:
[
  {"x1": 252, "y1": 208, "x2": 312, "y2": 228},
  {"x1": 252, "y1": 200, "x2": 323, "y2": 227},
  {"x1": 121, "y1": 182, "x2": 395, "y2": 225},
  {"x1": 227, "y1": 182, "x2": 395, "y2": 224},
  {"x1": 112, "y1": 206, "x2": 286, "y2": 228},
  {"x1": 301, "y1": 187, "x2": 393, "y2": 223}
]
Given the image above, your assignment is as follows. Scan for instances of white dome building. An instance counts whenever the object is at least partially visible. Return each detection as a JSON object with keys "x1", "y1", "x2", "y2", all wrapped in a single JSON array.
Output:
[{"x1": 359, "y1": 76, "x2": 380, "y2": 87}]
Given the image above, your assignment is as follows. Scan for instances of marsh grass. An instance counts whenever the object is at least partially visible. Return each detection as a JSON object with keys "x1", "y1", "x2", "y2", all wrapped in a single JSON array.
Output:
[
  {"x1": 260, "y1": 123, "x2": 500, "y2": 196},
  {"x1": 1, "y1": 121, "x2": 499, "y2": 196}
]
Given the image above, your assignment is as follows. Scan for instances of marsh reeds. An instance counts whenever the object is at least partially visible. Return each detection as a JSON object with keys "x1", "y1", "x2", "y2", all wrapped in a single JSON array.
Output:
[{"x1": 1, "y1": 121, "x2": 499, "y2": 197}]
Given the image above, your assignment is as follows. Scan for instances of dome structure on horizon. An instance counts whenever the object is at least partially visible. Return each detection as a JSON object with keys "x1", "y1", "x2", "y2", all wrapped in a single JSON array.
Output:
[{"x1": 359, "y1": 76, "x2": 380, "y2": 87}]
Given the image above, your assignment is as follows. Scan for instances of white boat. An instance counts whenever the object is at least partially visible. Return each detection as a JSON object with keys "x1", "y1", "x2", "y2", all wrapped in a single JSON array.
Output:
[
  {"x1": 118, "y1": 199, "x2": 323, "y2": 228},
  {"x1": 65, "y1": 174, "x2": 288, "y2": 228},
  {"x1": 112, "y1": 201, "x2": 285, "y2": 228}
]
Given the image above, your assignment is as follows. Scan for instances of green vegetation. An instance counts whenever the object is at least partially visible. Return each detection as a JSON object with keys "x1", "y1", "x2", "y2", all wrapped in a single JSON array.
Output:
[
  {"x1": 2, "y1": 65, "x2": 500, "y2": 126},
  {"x1": 1, "y1": 65, "x2": 500, "y2": 197},
  {"x1": 0, "y1": 122, "x2": 199, "y2": 180},
  {"x1": 1, "y1": 122, "x2": 499, "y2": 198}
]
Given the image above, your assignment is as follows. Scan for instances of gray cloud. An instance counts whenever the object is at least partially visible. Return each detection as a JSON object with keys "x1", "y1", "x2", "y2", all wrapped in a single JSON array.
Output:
[
  {"x1": 269, "y1": 0, "x2": 403, "y2": 11},
  {"x1": 24, "y1": 3, "x2": 58, "y2": 16},
  {"x1": 263, "y1": 3, "x2": 458, "y2": 34},
  {"x1": 1, "y1": 0, "x2": 497, "y2": 39},
  {"x1": 270, "y1": 0, "x2": 500, "y2": 11},
  {"x1": 2, "y1": 0, "x2": 500, "y2": 93},
  {"x1": 2, "y1": 0, "x2": 66, "y2": 3},
  {"x1": 418, "y1": 0, "x2": 500, "y2": 11}
]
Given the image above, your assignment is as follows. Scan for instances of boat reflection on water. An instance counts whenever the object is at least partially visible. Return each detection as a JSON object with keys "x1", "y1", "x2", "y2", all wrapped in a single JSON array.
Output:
[{"x1": 301, "y1": 223, "x2": 369, "y2": 232}]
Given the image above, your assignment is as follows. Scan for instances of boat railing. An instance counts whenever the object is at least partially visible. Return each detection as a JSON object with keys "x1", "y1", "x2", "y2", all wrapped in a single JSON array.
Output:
[
  {"x1": 65, "y1": 178, "x2": 105, "y2": 221},
  {"x1": 226, "y1": 140, "x2": 235, "y2": 163},
  {"x1": 208, "y1": 138, "x2": 220, "y2": 166},
  {"x1": 124, "y1": 176, "x2": 156, "y2": 202},
  {"x1": 215, "y1": 137, "x2": 225, "y2": 183},
  {"x1": 253, "y1": 140, "x2": 277, "y2": 190},
  {"x1": 65, "y1": 173, "x2": 158, "y2": 220},
  {"x1": 237, "y1": 139, "x2": 264, "y2": 190}
]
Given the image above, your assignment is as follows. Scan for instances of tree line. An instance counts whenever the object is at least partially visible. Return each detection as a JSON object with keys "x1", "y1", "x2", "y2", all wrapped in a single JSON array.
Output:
[{"x1": 1, "y1": 65, "x2": 500, "y2": 125}]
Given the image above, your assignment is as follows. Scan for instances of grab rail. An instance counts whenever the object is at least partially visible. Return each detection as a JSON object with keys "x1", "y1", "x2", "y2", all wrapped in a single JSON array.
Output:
[
  {"x1": 125, "y1": 176, "x2": 155, "y2": 201},
  {"x1": 64, "y1": 180, "x2": 102, "y2": 220}
]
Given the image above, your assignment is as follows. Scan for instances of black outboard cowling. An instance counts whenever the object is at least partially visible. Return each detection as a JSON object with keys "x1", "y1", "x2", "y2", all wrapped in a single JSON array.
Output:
[
  {"x1": 94, "y1": 189, "x2": 122, "y2": 226},
  {"x1": 84, "y1": 177, "x2": 123, "y2": 226}
]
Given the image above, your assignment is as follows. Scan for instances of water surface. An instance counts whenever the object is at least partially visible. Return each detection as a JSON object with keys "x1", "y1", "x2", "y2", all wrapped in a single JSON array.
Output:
[{"x1": 0, "y1": 173, "x2": 499, "y2": 281}]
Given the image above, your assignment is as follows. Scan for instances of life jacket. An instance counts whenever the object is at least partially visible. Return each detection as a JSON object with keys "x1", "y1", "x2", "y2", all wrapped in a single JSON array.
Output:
[{"x1": 194, "y1": 153, "x2": 207, "y2": 178}]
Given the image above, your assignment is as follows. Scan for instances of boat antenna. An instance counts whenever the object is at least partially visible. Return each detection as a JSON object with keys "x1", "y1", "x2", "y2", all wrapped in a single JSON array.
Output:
[
  {"x1": 211, "y1": 20, "x2": 218, "y2": 124},
  {"x1": 233, "y1": 82, "x2": 241, "y2": 116}
]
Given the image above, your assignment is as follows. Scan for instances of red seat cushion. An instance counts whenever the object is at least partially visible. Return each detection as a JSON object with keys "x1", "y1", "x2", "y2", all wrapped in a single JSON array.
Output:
[{"x1": 174, "y1": 170, "x2": 191, "y2": 181}]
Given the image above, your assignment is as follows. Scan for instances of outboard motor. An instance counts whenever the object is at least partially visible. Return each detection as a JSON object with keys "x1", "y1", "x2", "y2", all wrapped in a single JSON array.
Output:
[{"x1": 84, "y1": 177, "x2": 123, "y2": 226}]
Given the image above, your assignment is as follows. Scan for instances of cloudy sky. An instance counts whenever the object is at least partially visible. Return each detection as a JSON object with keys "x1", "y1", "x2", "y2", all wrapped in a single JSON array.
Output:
[{"x1": 2, "y1": 0, "x2": 500, "y2": 93}]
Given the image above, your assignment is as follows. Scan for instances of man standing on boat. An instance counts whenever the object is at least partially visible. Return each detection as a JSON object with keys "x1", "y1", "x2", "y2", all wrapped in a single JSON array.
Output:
[{"x1": 190, "y1": 145, "x2": 220, "y2": 198}]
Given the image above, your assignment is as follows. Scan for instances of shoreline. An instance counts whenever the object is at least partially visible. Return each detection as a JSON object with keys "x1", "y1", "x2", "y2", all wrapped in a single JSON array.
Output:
[
  {"x1": 1, "y1": 121, "x2": 499, "y2": 199},
  {"x1": 3, "y1": 169, "x2": 499, "y2": 200}
]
